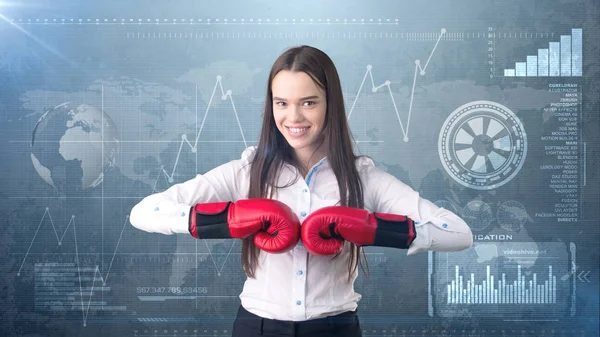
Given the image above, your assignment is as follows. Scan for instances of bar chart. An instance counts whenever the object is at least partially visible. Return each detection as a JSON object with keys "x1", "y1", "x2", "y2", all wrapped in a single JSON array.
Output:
[
  {"x1": 429, "y1": 241, "x2": 575, "y2": 318},
  {"x1": 503, "y1": 28, "x2": 582, "y2": 77},
  {"x1": 447, "y1": 265, "x2": 556, "y2": 304}
]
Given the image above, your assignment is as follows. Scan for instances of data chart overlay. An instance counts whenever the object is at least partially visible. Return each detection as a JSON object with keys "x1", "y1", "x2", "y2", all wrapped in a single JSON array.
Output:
[
  {"x1": 503, "y1": 28, "x2": 582, "y2": 77},
  {"x1": 429, "y1": 241, "x2": 575, "y2": 319}
]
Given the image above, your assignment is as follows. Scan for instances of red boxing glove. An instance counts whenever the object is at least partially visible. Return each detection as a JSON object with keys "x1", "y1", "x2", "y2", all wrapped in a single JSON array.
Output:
[
  {"x1": 301, "y1": 206, "x2": 416, "y2": 255},
  {"x1": 189, "y1": 198, "x2": 300, "y2": 253}
]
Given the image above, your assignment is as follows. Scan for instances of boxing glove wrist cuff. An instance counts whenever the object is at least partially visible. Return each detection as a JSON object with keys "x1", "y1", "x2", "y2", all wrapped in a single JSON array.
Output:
[
  {"x1": 188, "y1": 202, "x2": 232, "y2": 239},
  {"x1": 371, "y1": 213, "x2": 416, "y2": 249}
]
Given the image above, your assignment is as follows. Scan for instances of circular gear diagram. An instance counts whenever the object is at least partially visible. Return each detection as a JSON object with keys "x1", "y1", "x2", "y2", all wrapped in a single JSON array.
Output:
[{"x1": 438, "y1": 100, "x2": 527, "y2": 190}]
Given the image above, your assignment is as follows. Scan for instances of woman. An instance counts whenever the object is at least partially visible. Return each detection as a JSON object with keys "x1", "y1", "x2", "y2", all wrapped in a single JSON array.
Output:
[{"x1": 129, "y1": 45, "x2": 473, "y2": 337}]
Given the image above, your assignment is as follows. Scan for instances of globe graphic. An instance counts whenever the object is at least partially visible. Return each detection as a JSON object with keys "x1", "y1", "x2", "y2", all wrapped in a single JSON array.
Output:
[
  {"x1": 30, "y1": 102, "x2": 120, "y2": 193},
  {"x1": 497, "y1": 200, "x2": 529, "y2": 231},
  {"x1": 461, "y1": 200, "x2": 493, "y2": 231}
]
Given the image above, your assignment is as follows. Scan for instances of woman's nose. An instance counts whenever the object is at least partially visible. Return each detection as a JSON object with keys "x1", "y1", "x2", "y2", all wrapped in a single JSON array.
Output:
[{"x1": 287, "y1": 105, "x2": 303, "y2": 121}]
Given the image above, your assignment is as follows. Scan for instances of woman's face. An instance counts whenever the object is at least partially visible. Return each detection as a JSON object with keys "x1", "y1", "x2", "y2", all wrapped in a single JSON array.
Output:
[{"x1": 272, "y1": 70, "x2": 327, "y2": 159}]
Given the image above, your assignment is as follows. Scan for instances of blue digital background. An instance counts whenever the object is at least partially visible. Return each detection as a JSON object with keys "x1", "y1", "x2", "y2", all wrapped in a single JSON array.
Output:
[{"x1": 0, "y1": 1, "x2": 598, "y2": 336}]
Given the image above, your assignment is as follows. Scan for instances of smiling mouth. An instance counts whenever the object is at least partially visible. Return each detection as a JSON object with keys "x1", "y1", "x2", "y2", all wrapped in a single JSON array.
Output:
[{"x1": 286, "y1": 126, "x2": 310, "y2": 134}]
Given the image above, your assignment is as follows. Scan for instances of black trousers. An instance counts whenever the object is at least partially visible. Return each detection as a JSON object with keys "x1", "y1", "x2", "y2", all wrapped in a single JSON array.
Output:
[{"x1": 231, "y1": 305, "x2": 362, "y2": 337}]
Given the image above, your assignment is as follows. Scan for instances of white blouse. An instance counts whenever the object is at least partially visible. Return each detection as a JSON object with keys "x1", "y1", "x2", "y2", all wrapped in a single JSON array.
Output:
[{"x1": 129, "y1": 146, "x2": 473, "y2": 321}]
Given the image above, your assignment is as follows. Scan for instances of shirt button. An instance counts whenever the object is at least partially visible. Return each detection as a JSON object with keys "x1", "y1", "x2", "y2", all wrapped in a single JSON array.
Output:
[
  {"x1": 300, "y1": 211, "x2": 307, "y2": 217},
  {"x1": 296, "y1": 300, "x2": 302, "y2": 305},
  {"x1": 154, "y1": 207, "x2": 160, "y2": 211},
  {"x1": 181, "y1": 212, "x2": 186, "y2": 217},
  {"x1": 442, "y1": 223, "x2": 448, "y2": 228},
  {"x1": 297, "y1": 270, "x2": 303, "y2": 276},
  {"x1": 303, "y1": 189, "x2": 308, "y2": 193}
]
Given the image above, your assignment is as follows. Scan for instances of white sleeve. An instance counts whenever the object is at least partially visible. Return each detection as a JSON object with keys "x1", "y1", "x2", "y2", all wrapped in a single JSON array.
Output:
[
  {"x1": 364, "y1": 166, "x2": 473, "y2": 255},
  {"x1": 128, "y1": 147, "x2": 254, "y2": 235}
]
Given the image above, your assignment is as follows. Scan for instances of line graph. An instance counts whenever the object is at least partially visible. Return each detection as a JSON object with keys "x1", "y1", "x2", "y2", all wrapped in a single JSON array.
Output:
[
  {"x1": 16, "y1": 208, "x2": 243, "y2": 278},
  {"x1": 154, "y1": 77, "x2": 247, "y2": 190},
  {"x1": 35, "y1": 263, "x2": 125, "y2": 326},
  {"x1": 153, "y1": 30, "x2": 446, "y2": 189},
  {"x1": 201, "y1": 239, "x2": 237, "y2": 277},
  {"x1": 347, "y1": 28, "x2": 446, "y2": 143},
  {"x1": 17, "y1": 208, "x2": 129, "y2": 326}
]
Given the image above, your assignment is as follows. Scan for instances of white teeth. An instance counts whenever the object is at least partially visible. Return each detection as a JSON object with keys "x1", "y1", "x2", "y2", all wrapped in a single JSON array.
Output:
[{"x1": 288, "y1": 127, "x2": 308, "y2": 133}]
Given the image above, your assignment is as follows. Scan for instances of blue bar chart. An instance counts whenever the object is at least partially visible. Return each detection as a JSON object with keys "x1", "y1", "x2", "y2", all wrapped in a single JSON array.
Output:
[
  {"x1": 447, "y1": 265, "x2": 556, "y2": 304},
  {"x1": 504, "y1": 28, "x2": 582, "y2": 77},
  {"x1": 429, "y1": 241, "x2": 575, "y2": 318}
]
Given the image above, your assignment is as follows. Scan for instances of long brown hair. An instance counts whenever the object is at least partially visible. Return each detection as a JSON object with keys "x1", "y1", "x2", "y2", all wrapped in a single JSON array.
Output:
[{"x1": 243, "y1": 45, "x2": 369, "y2": 282}]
